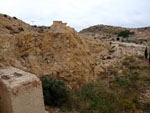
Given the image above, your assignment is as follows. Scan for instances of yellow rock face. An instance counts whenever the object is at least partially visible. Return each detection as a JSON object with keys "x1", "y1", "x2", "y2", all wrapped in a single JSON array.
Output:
[{"x1": 0, "y1": 20, "x2": 105, "y2": 89}]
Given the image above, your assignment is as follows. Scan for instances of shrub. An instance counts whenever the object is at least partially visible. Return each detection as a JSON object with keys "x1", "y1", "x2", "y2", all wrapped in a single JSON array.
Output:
[
  {"x1": 117, "y1": 30, "x2": 134, "y2": 38},
  {"x1": 122, "y1": 99, "x2": 137, "y2": 111},
  {"x1": 40, "y1": 75, "x2": 70, "y2": 107},
  {"x1": 73, "y1": 82, "x2": 115, "y2": 113},
  {"x1": 38, "y1": 28, "x2": 44, "y2": 33},
  {"x1": 31, "y1": 25, "x2": 37, "y2": 27},
  {"x1": 13, "y1": 16, "x2": 17, "y2": 19},
  {"x1": 115, "y1": 76, "x2": 129, "y2": 87},
  {"x1": 149, "y1": 49, "x2": 150, "y2": 64},
  {"x1": 128, "y1": 65, "x2": 138, "y2": 70},
  {"x1": 3, "y1": 14, "x2": 7, "y2": 18},
  {"x1": 127, "y1": 72, "x2": 138, "y2": 81},
  {"x1": 142, "y1": 66, "x2": 150, "y2": 70},
  {"x1": 144, "y1": 46, "x2": 148, "y2": 59},
  {"x1": 124, "y1": 56, "x2": 135, "y2": 63}
]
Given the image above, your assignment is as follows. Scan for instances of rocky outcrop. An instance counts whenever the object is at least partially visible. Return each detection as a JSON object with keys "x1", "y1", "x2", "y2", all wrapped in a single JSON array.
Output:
[
  {"x1": 0, "y1": 14, "x2": 31, "y2": 36},
  {"x1": 0, "y1": 18, "x2": 104, "y2": 89}
]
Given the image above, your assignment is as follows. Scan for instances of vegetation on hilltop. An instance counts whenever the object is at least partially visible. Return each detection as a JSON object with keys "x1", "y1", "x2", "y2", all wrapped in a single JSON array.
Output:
[{"x1": 117, "y1": 30, "x2": 134, "y2": 38}]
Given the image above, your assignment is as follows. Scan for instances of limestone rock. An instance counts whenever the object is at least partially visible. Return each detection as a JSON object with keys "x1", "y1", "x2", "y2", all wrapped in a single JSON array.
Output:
[{"x1": 0, "y1": 15, "x2": 104, "y2": 89}]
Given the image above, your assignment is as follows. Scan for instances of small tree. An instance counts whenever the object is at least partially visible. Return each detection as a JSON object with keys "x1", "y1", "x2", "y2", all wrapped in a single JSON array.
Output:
[
  {"x1": 40, "y1": 75, "x2": 70, "y2": 107},
  {"x1": 145, "y1": 46, "x2": 148, "y2": 59},
  {"x1": 117, "y1": 30, "x2": 134, "y2": 38},
  {"x1": 149, "y1": 49, "x2": 150, "y2": 64}
]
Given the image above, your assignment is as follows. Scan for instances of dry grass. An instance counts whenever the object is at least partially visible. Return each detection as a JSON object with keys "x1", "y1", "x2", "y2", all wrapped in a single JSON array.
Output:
[{"x1": 49, "y1": 56, "x2": 150, "y2": 113}]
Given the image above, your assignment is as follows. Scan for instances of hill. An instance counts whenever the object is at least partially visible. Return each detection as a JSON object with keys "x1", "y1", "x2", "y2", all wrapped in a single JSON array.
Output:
[
  {"x1": 80, "y1": 24, "x2": 150, "y2": 45},
  {"x1": 1, "y1": 14, "x2": 150, "y2": 113}
]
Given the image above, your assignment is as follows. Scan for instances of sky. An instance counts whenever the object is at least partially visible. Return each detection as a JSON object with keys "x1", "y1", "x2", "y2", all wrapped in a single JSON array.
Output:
[{"x1": 0, "y1": 0, "x2": 150, "y2": 31}]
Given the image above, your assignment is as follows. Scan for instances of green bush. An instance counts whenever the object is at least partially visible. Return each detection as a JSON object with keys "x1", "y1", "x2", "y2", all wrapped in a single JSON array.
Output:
[
  {"x1": 13, "y1": 16, "x2": 18, "y2": 20},
  {"x1": 127, "y1": 72, "x2": 138, "y2": 81},
  {"x1": 117, "y1": 30, "x2": 134, "y2": 38},
  {"x1": 72, "y1": 83, "x2": 115, "y2": 113},
  {"x1": 40, "y1": 75, "x2": 70, "y2": 107},
  {"x1": 144, "y1": 46, "x2": 148, "y2": 59},
  {"x1": 142, "y1": 66, "x2": 150, "y2": 70},
  {"x1": 128, "y1": 65, "x2": 139, "y2": 70},
  {"x1": 115, "y1": 76, "x2": 129, "y2": 87}
]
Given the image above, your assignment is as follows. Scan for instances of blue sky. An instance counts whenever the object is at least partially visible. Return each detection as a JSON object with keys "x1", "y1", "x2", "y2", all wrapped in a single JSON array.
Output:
[{"x1": 0, "y1": 0, "x2": 150, "y2": 31}]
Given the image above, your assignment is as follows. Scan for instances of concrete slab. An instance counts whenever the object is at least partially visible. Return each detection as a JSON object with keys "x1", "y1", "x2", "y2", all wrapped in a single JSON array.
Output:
[{"x1": 0, "y1": 67, "x2": 45, "y2": 113}]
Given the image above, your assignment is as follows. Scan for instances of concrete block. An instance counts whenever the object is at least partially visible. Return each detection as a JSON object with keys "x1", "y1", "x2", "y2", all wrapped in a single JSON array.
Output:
[{"x1": 0, "y1": 67, "x2": 45, "y2": 113}]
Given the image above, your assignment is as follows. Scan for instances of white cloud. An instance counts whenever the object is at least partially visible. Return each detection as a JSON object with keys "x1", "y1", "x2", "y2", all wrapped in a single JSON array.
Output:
[{"x1": 0, "y1": 0, "x2": 149, "y2": 31}]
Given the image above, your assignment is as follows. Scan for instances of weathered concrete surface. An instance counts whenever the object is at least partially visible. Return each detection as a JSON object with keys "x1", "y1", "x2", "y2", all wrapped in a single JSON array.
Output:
[{"x1": 0, "y1": 67, "x2": 45, "y2": 113}]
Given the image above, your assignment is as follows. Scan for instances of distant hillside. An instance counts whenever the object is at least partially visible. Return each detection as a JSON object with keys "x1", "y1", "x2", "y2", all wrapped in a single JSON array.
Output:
[{"x1": 80, "y1": 24, "x2": 150, "y2": 45}]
